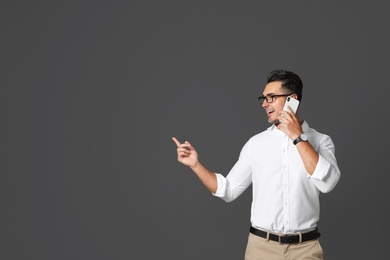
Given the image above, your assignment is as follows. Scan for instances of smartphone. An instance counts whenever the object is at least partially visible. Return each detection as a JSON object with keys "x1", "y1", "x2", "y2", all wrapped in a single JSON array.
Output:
[{"x1": 283, "y1": 96, "x2": 300, "y2": 114}]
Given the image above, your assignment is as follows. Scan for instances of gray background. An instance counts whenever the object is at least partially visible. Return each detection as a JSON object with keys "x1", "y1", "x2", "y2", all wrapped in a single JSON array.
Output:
[{"x1": 1, "y1": 1, "x2": 389, "y2": 259}]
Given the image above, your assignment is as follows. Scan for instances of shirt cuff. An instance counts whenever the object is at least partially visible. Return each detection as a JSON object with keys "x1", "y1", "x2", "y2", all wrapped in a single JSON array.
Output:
[
  {"x1": 307, "y1": 154, "x2": 330, "y2": 180},
  {"x1": 212, "y1": 173, "x2": 226, "y2": 197}
]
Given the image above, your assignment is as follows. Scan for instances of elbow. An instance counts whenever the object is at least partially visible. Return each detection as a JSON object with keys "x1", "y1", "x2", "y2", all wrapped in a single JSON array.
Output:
[
  {"x1": 319, "y1": 185, "x2": 335, "y2": 194},
  {"x1": 219, "y1": 192, "x2": 238, "y2": 203},
  {"x1": 223, "y1": 197, "x2": 235, "y2": 203},
  {"x1": 319, "y1": 171, "x2": 341, "y2": 193}
]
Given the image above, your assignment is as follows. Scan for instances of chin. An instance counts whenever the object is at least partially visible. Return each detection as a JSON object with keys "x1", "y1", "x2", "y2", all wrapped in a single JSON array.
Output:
[{"x1": 268, "y1": 118, "x2": 277, "y2": 124}]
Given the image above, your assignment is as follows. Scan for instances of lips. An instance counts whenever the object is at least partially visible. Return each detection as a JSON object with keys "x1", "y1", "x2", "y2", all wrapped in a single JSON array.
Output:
[{"x1": 266, "y1": 110, "x2": 274, "y2": 116}]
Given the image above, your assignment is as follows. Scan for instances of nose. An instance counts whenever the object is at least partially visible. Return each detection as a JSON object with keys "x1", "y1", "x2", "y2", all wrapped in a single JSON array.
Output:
[{"x1": 261, "y1": 99, "x2": 269, "y2": 108}]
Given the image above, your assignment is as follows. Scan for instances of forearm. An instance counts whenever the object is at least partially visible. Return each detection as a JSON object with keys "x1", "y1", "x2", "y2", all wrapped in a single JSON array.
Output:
[
  {"x1": 190, "y1": 162, "x2": 217, "y2": 194},
  {"x1": 299, "y1": 135, "x2": 340, "y2": 193},
  {"x1": 296, "y1": 141, "x2": 319, "y2": 175}
]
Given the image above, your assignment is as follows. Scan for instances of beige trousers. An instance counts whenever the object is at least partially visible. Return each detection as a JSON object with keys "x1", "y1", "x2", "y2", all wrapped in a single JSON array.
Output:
[{"x1": 245, "y1": 233, "x2": 324, "y2": 260}]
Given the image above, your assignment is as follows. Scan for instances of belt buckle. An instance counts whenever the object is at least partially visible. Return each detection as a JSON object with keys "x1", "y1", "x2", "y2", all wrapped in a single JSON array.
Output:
[
  {"x1": 279, "y1": 233, "x2": 302, "y2": 244},
  {"x1": 278, "y1": 235, "x2": 284, "y2": 244}
]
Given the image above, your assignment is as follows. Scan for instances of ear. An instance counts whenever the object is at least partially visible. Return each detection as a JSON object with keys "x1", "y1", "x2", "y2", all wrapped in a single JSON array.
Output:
[{"x1": 290, "y1": 93, "x2": 298, "y2": 100}]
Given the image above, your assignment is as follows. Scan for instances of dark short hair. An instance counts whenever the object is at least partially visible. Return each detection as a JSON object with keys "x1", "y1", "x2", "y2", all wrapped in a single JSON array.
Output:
[{"x1": 267, "y1": 70, "x2": 303, "y2": 101}]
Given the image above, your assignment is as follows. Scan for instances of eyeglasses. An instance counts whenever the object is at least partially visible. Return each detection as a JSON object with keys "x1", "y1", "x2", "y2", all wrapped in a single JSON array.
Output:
[{"x1": 258, "y1": 93, "x2": 292, "y2": 104}]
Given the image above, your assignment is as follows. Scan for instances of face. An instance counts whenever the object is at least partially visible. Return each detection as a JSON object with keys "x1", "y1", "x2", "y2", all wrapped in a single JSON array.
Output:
[{"x1": 261, "y1": 81, "x2": 291, "y2": 124}]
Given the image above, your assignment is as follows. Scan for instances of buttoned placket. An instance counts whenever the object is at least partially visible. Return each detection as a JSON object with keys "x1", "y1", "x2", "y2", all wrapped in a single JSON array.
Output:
[{"x1": 282, "y1": 134, "x2": 290, "y2": 233}]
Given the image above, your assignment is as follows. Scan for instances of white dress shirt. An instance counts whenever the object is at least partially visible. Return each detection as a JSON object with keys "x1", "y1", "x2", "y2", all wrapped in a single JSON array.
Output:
[{"x1": 213, "y1": 121, "x2": 340, "y2": 234}]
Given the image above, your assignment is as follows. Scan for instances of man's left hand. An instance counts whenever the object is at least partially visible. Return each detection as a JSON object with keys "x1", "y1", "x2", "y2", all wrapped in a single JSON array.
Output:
[{"x1": 276, "y1": 106, "x2": 303, "y2": 141}]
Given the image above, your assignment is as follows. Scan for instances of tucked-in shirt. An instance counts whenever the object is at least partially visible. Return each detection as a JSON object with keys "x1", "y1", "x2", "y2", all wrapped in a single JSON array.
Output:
[{"x1": 213, "y1": 121, "x2": 340, "y2": 234}]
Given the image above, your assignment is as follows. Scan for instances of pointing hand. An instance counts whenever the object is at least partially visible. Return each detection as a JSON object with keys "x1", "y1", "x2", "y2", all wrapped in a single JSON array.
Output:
[{"x1": 172, "y1": 137, "x2": 199, "y2": 168}]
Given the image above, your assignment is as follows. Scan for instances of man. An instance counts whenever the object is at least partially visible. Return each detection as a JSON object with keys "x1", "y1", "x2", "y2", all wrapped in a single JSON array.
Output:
[{"x1": 172, "y1": 70, "x2": 340, "y2": 259}]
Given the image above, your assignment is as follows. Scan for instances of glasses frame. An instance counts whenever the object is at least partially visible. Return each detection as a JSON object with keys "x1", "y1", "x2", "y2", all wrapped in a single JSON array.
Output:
[{"x1": 258, "y1": 93, "x2": 293, "y2": 104}]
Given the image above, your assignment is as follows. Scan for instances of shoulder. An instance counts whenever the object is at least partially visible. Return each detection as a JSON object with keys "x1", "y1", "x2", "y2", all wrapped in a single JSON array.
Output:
[
  {"x1": 240, "y1": 128, "x2": 272, "y2": 151},
  {"x1": 248, "y1": 128, "x2": 272, "y2": 143},
  {"x1": 238, "y1": 130, "x2": 269, "y2": 157},
  {"x1": 305, "y1": 124, "x2": 335, "y2": 148},
  {"x1": 306, "y1": 124, "x2": 329, "y2": 138}
]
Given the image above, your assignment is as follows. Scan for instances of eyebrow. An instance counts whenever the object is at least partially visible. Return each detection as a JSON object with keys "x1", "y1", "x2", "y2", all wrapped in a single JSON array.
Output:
[{"x1": 262, "y1": 92, "x2": 276, "y2": 96}]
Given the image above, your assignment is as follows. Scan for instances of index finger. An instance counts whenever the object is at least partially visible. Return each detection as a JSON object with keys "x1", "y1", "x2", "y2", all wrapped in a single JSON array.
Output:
[{"x1": 172, "y1": 137, "x2": 181, "y2": 147}]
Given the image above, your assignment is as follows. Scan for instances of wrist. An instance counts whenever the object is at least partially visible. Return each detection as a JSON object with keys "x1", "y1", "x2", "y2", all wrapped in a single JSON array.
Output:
[
  {"x1": 291, "y1": 133, "x2": 301, "y2": 141},
  {"x1": 290, "y1": 131, "x2": 303, "y2": 142},
  {"x1": 190, "y1": 161, "x2": 201, "y2": 170},
  {"x1": 293, "y1": 133, "x2": 308, "y2": 145}
]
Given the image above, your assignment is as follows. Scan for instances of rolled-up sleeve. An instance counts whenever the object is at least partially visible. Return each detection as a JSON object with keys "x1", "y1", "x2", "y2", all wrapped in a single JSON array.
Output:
[
  {"x1": 308, "y1": 135, "x2": 341, "y2": 193},
  {"x1": 213, "y1": 141, "x2": 253, "y2": 202}
]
